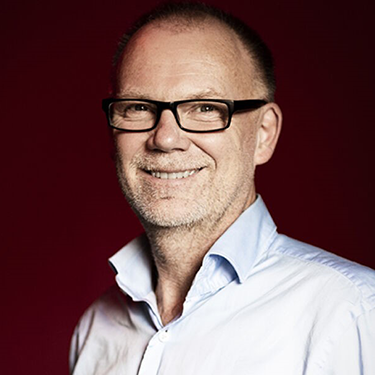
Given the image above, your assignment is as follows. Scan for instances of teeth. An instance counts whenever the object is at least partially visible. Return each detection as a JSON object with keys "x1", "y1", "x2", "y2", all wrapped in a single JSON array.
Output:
[{"x1": 150, "y1": 169, "x2": 198, "y2": 179}]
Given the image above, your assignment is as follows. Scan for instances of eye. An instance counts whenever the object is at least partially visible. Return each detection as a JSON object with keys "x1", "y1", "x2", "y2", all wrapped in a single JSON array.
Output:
[
  {"x1": 122, "y1": 103, "x2": 153, "y2": 114},
  {"x1": 122, "y1": 102, "x2": 155, "y2": 115},
  {"x1": 192, "y1": 102, "x2": 226, "y2": 118},
  {"x1": 199, "y1": 104, "x2": 216, "y2": 112},
  {"x1": 189, "y1": 103, "x2": 223, "y2": 116},
  {"x1": 133, "y1": 104, "x2": 150, "y2": 112},
  {"x1": 111, "y1": 101, "x2": 156, "y2": 123}
]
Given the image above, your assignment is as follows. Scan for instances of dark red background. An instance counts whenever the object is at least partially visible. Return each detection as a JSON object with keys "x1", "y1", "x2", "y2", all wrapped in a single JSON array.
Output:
[{"x1": 2, "y1": 0, "x2": 374, "y2": 373}]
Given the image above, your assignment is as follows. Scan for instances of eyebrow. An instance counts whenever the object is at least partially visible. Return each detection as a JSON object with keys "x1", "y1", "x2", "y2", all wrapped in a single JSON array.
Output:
[{"x1": 116, "y1": 88, "x2": 225, "y2": 101}]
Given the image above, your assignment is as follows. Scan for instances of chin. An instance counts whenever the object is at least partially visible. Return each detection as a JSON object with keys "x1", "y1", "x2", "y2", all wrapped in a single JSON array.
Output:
[{"x1": 130, "y1": 199, "x2": 207, "y2": 229}]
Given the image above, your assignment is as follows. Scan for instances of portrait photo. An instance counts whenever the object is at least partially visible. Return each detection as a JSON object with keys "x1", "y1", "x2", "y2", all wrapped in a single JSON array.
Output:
[{"x1": 2, "y1": 0, "x2": 374, "y2": 373}]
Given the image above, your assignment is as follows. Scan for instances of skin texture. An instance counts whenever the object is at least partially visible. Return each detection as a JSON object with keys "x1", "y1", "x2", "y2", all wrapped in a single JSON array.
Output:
[{"x1": 113, "y1": 20, "x2": 282, "y2": 324}]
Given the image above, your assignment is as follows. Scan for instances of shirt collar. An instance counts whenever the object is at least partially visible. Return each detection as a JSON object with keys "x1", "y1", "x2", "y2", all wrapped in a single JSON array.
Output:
[
  {"x1": 109, "y1": 195, "x2": 277, "y2": 300},
  {"x1": 109, "y1": 234, "x2": 155, "y2": 303},
  {"x1": 206, "y1": 195, "x2": 277, "y2": 283}
]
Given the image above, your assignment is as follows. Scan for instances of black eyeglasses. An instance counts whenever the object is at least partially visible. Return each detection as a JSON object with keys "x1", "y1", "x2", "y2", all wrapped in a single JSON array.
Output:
[{"x1": 102, "y1": 98, "x2": 268, "y2": 133}]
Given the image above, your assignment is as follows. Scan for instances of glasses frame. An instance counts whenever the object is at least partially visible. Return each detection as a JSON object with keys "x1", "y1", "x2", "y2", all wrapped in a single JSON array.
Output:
[{"x1": 102, "y1": 98, "x2": 268, "y2": 133}]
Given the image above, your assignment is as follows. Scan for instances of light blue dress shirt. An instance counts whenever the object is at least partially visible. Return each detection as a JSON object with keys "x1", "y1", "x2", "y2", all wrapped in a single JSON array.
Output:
[{"x1": 70, "y1": 197, "x2": 375, "y2": 374}]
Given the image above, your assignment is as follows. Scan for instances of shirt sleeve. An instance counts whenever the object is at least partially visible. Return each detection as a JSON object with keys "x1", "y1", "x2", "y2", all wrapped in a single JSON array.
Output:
[
  {"x1": 69, "y1": 324, "x2": 79, "y2": 374},
  {"x1": 329, "y1": 307, "x2": 375, "y2": 375},
  {"x1": 68, "y1": 309, "x2": 95, "y2": 375}
]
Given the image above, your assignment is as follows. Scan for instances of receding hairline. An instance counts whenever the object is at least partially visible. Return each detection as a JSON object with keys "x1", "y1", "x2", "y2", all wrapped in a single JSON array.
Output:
[
  {"x1": 113, "y1": 16, "x2": 269, "y2": 99},
  {"x1": 125, "y1": 16, "x2": 257, "y2": 64}
]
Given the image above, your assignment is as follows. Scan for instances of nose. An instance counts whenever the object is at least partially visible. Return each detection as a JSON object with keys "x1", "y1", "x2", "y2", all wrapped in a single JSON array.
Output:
[{"x1": 146, "y1": 110, "x2": 190, "y2": 152}]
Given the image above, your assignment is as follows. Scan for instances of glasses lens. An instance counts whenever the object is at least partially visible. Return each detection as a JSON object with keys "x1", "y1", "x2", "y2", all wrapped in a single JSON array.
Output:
[
  {"x1": 177, "y1": 101, "x2": 229, "y2": 131},
  {"x1": 109, "y1": 101, "x2": 157, "y2": 130}
]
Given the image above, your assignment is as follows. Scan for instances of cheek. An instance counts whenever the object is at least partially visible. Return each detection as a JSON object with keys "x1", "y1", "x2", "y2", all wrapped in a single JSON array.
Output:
[
  {"x1": 221, "y1": 128, "x2": 258, "y2": 170},
  {"x1": 114, "y1": 134, "x2": 146, "y2": 168},
  {"x1": 193, "y1": 125, "x2": 257, "y2": 172}
]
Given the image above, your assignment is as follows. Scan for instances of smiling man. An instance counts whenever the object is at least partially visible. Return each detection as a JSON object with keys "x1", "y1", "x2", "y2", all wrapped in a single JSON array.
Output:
[{"x1": 70, "y1": 3, "x2": 375, "y2": 375}]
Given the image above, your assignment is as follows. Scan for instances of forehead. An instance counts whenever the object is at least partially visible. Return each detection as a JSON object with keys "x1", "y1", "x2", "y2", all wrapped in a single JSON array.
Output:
[{"x1": 116, "y1": 21, "x2": 259, "y2": 100}]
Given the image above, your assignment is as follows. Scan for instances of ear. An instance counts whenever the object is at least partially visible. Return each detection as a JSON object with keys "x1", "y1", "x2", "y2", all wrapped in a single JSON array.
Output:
[{"x1": 254, "y1": 103, "x2": 282, "y2": 166}]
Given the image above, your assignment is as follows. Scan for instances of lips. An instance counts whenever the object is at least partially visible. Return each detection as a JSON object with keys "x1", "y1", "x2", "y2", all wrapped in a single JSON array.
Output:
[{"x1": 146, "y1": 169, "x2": 200, "y2": 180}]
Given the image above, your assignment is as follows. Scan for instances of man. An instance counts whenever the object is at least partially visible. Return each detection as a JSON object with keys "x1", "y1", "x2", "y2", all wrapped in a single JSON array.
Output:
[{"x1": 70, "y1": 3, "x2": 375, "y2": 374}]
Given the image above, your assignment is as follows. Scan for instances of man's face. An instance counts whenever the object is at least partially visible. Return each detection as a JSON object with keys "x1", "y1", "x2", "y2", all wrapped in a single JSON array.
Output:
[{"x1": 113, "y1": 21, "x2": 265, "y2": 228}]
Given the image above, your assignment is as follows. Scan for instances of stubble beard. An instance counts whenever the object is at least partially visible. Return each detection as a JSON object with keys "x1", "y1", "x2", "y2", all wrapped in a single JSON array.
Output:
[
  {"x1": 115, "y1": 152, "x2": 256, "y2": 233},
  {"x1": 115, "y1": 161, "x2": 212, "y2": 230}
]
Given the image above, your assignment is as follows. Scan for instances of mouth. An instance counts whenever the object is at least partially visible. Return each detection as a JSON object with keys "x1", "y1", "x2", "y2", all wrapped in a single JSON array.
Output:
[{"x1": 145, "y1": 168, "x2": 201, "y2": 180}]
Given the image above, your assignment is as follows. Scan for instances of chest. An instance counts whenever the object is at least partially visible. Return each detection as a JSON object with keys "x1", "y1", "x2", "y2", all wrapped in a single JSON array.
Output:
[{"x1": 73, "y1": 281, "x2": 342, "y2": 375}]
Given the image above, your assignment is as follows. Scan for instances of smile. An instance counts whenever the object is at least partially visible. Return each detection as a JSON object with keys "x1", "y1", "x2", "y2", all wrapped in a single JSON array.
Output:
[{"x1": 146, "y1": 169, "x2": 200, "y2": 180}]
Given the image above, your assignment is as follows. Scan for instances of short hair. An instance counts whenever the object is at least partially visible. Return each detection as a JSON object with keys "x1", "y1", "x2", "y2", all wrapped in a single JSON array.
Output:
[{"x1": 111, "y1": 2, "x2": 276, "y2": 101}]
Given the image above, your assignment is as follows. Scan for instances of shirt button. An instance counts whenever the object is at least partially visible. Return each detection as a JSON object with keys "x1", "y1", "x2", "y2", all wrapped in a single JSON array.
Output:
[{"x1": 159, "y1": 330, "x2": 169, "y2": 342}]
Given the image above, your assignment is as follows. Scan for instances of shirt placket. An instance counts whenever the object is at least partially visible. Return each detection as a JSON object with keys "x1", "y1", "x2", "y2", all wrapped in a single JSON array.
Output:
[{"x1": 137, "y1": 327, "x2": 171, "y2": 375}]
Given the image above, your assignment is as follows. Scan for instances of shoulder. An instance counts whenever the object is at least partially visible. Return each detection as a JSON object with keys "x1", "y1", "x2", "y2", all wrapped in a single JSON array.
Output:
[
  {"x1": 70, "y1": 285, "x2": 135, "y2": 372},
  {"x1": 69, "y1": 285, "x2": 139, "y2": 373},
  {"x1": 268, "y1": 234, "x2": 375, "y2": 309},
  {"x1": 264, "y1": 235, "x2": 375, "y2": 372},
  {"x1": 70, "y1": 285, "x2": 130, "y2": 359},
  {"x1": 75, "y1": 285, "x2": 130, "y2": 333}
]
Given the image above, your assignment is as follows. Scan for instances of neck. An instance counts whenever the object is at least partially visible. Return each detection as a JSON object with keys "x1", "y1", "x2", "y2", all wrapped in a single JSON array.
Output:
[
  {"x1": 147, "y1": 225, "x2": 211, "y2": 325},
  {"x1": 143, "y1": 193, "x2": 256, "y2": 325}
]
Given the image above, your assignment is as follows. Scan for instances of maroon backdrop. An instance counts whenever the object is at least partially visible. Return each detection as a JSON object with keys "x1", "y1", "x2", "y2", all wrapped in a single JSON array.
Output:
[{"x1": 2, "y1": 0, "x2": 374, "y2": 373}]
